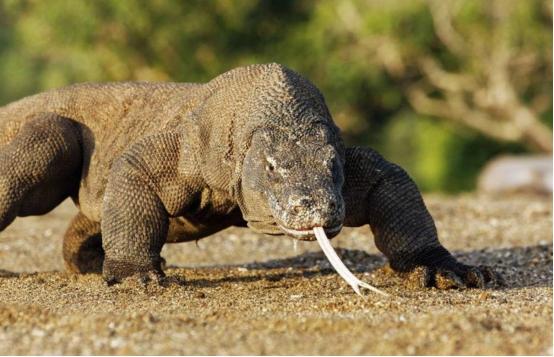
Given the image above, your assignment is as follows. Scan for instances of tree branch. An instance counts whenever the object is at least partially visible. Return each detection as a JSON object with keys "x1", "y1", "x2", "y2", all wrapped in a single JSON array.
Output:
[
  {"x1": 427, "y1": 0, "x2": 467, "y2": 55},
  {"x1": 407, "y1": 86, "x2": 522, "y2": 142},
  {"x1": 409, "y1": 0, "x2": 553, "y2": 153}
]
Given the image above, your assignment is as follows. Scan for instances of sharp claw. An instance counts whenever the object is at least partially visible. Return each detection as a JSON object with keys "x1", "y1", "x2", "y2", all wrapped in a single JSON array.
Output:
[
  {"x1": 140, "y1": 274, "x2": 151, "y2": 286},
  {"x1": 479, "y1": 265, "x2": 494, "y2": 282},
  {"x1": 105, "y1": 276, "x2": 120, "y2": 286},
  {"x1": 140, "y1": 271, "x2": 166, "y2": 287},
  {"x1": 156, "y1": 274, "x2": 167, "y2": 287},
  {"x1": 464, "y1": 267, "x2": 485, "y2": 288},
  {"x1": 479, "y1": 265, "x2": 504, "y2": 287},
  {"x1": 435, "y1": 269, "x2": 466, "y2": 290},
  {"x1": 494, "y1": 272, "x2": 505, "y2": 287}
]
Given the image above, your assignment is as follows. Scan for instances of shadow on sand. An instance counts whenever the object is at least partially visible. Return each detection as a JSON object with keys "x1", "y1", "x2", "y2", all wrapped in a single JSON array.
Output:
[
  {"x1": 0, "y1": 245, "x2": 550, "y2": 290},
  {"x1": 180, "y1": 244, "x2": 552, "y2": 290}
]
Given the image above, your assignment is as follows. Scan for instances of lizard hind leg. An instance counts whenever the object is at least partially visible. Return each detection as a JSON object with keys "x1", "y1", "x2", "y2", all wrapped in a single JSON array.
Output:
[
  {"x1": 63, "y1": 213, "x2": 104, "y2": 274},
  {"x1": 0, "y1": 113, "x2": 82, "y2": 230}
]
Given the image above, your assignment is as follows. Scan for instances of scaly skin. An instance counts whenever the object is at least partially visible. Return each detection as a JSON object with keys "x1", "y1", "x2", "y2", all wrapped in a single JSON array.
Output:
[{"x1": 0, "y1": 63, "x2": 498, "y2": 289}]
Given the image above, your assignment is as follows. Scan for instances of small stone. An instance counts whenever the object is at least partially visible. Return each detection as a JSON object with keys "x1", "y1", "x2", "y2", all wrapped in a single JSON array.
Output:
[
  {"x1": 143, "y1": 313, "x2": 158, "y2": 323},
  {"x1": 109, "y1": 337, "x2": 124, "y2": 348},
  {"x1": 478, "y1": 291, "x2": 491, "y2": 300},
  {"x1": 31, "y1": 329, "x2": 45, "y2": 337},
  {"x1": 399, "y1": 315, "x2": 407, "y2": 322}
]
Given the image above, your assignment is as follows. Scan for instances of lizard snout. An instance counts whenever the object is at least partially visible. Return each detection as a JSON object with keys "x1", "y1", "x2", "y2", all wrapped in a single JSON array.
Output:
[{"x1": 286, "y1": 192, "x2": 344, "y2": 229}]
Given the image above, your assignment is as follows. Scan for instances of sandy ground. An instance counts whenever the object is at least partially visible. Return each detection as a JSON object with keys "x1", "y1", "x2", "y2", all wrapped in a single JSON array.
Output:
[{"x1": 0, "y1": 194, "x2": 551, "y2": 355}]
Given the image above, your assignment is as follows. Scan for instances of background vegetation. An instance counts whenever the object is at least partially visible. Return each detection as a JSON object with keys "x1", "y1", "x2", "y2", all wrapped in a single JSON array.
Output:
[{"x1": 0, "y1": 0, "x2": 551, "y2": 192}]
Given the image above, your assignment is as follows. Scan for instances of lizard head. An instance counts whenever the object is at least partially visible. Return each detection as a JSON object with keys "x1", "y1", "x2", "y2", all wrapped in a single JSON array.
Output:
[{"x1": 240, "y1": 124, "x2": 345, "y2": 240}]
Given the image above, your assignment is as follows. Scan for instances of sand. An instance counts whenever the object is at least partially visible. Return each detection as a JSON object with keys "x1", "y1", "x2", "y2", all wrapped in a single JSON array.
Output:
[{"x1": 0, "y1": 194, "x2": 551, "y2": 355}]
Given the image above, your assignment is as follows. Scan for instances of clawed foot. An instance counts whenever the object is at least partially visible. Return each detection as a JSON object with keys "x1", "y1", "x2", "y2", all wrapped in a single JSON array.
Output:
[
  {"x1": 103, "y1": 258, "x2": 166, "y2": 287},
  {"x1": 397, "y1": 262, "x2": 503, "y2": 290},
  {"x1": 105, "y1": 270, "x2": 167, "y2": 287}
]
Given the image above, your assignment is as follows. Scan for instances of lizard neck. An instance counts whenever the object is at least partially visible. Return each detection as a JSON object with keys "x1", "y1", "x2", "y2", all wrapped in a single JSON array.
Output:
[{"x1": 182, "y1": 65, "x2": 277, "y2": 195}]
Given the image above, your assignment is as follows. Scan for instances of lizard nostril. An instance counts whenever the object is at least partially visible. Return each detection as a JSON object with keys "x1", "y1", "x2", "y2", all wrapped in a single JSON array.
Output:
[
  {"x1": 329, "y1": 201, "x2": 336, "y2": 211},
  {"x1": 290, "y1": 197, "x2": 312, "y2": 215},
  {"x1": 292, "y1": 205, "x2": 303, "y2": 214}
]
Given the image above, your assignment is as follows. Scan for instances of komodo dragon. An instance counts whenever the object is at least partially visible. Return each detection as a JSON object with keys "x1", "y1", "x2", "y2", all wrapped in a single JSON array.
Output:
[{"x1": 0, "y1": 63, "x2": 497, "y2": 289}]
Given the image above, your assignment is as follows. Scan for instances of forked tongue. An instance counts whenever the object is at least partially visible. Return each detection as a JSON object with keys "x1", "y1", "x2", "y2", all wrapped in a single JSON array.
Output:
[{"x1": 313, "y1": 227, "x2": 388, "y2": 297}]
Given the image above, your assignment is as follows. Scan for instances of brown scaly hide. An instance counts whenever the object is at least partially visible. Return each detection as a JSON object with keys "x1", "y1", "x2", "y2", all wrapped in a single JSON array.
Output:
[{"x1": 0, "y1": 63, "x2": 499, "y2": 288}]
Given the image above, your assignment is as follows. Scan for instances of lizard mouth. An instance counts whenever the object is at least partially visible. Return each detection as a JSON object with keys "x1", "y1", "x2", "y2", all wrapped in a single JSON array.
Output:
[{"x1": 278, "y1": 224, "x2": 343, "y2": 241}]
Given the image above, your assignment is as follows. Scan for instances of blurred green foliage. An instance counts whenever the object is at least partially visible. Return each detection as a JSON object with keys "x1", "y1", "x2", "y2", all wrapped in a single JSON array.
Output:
[{"x1": 0, "y1": 0, "x2": 550, "y2": 192}]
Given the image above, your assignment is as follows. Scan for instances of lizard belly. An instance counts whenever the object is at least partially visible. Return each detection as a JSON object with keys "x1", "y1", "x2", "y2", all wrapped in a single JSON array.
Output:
[{"x1": 166, "y1": 207, "x2": 246, "y2": 243}]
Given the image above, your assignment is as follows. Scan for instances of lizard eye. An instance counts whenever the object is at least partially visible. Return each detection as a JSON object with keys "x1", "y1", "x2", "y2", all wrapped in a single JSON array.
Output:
[
  {"x1": 265, "y1": 159, "x2": 282, "y2": 182},
  {"x1": 265, "y1": 157, "x2": 276, "y2": 173}
]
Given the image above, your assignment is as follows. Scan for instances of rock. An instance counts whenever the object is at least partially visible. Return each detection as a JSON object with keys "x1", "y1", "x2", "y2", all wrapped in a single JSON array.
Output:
[{"x1": 478, "y1": 155, "x2": 552, "y2": 194}]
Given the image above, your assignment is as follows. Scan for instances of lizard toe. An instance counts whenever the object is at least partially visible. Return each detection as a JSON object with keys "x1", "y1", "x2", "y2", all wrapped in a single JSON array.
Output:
[
  {"x1": 435, "y1": 269, "x2": 466, "y2": 290},
  {"x1": 464, "y1": 266, "x2": 485, "y2": 288},
  {"x1": 104, "y1": 275, "x2": 121, "y2": 286},
  {"x1": 478, "y1": 264, "x2": 504, "y2": 287},
  {"x1": 434, "y1": 263, "x2": 502, "y2": 289},
  {"x1": 102, "y1": 257, "x2": 165, "y2": 287},
  {"x1": 392, "y1": 261, "x2": 501, "y2": 290},
  {"x1": 139, "y1": 270, "x2": 167, "y2": 287},
  {"x1": 408, "y1": 266, "x2": 434, "y2": 288}
]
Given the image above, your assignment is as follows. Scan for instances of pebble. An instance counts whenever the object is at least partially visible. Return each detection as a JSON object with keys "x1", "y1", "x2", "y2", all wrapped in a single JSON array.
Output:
[
  {"x1": 478, "y1": 292, "x2": 491, "y2": 300},
  {"x1": 194, "y1": 291, "x2": 206, "y2": 299}
]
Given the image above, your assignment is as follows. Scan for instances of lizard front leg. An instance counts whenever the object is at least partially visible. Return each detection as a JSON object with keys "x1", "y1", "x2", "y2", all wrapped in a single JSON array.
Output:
[
  {"x1": 101, "y1": 157, "x2": 168, "y2": 284},
  {"x1": 101, "y1": 132, "x2": 199, "y2": 284},
  {"x1": 343, "y1": 147, "x2": 499, "y2": 289}
]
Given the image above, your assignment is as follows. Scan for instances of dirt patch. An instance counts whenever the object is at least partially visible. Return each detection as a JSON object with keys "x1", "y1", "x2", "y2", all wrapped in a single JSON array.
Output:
[{"x1": 0, "y1": 194, "x2": 551, "y2": 355}]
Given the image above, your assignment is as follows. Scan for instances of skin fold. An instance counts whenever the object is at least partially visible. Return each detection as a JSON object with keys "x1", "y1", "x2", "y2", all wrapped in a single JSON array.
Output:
[{"x1": 0, "y1": 63, "x2": 498, "y2": 289}]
